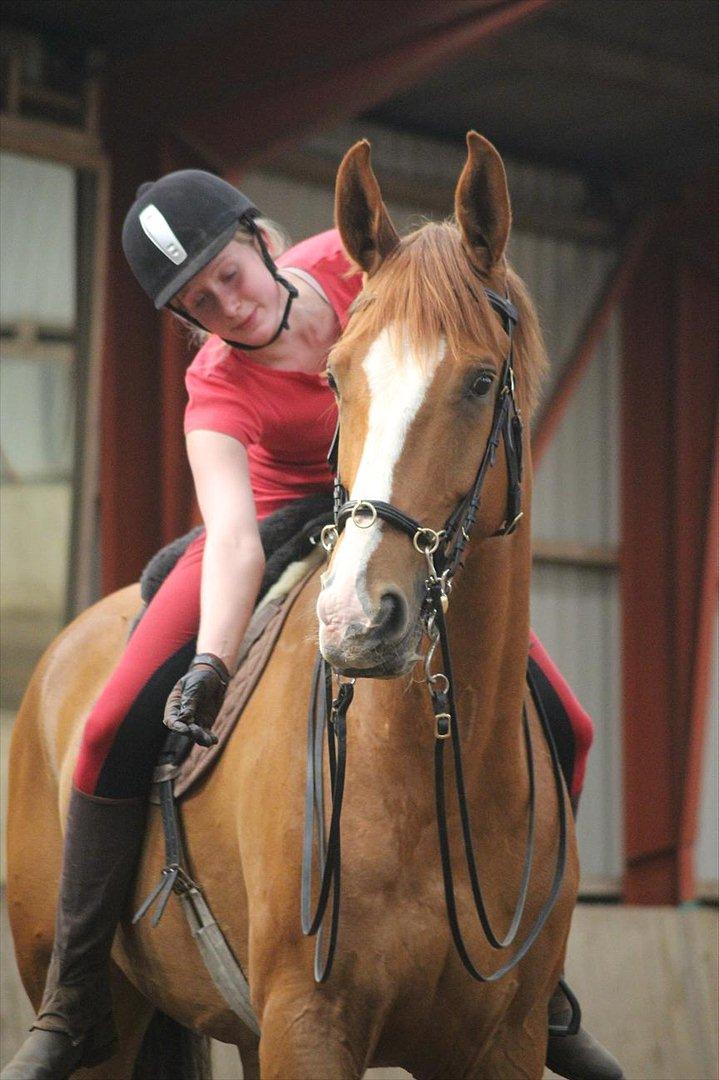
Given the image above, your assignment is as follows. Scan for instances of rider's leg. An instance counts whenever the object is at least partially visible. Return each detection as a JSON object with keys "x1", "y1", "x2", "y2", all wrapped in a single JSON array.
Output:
[
  {"x1": 1, "y1": 535, "x2": 206, "y2": 1080},
  {"x1": 528, "y1": 631, "x2": 623, "y2": 1080}
]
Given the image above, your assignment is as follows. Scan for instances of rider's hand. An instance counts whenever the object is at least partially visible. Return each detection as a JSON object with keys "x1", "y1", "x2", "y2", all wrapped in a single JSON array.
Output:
[{"x1": 163, "y1": 653, "x2": 230, "y2": 747}]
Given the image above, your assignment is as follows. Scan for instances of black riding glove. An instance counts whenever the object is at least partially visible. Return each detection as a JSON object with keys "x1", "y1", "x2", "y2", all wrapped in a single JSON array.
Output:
[{"x1": 163, "y1": 652, "x2": 230, "y2": 747}]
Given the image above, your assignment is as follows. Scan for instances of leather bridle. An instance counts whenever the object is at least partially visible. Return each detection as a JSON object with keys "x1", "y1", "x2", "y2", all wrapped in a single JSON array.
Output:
[
  {"x1": 302, "y1": 285, "x2": 569, "y2": 992},
  {"x1": 325, "y1": 287, "x2": 523, "y2": 563}
]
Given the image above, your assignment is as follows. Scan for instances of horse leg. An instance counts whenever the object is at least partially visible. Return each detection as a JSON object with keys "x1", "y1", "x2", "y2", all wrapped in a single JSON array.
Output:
[
  {"x1": 469, "y1": 1004, "x2": 547, "y2": 1080},
  {"x1": 259, "y1": 987, "x2": 364, "y2": 1080}
]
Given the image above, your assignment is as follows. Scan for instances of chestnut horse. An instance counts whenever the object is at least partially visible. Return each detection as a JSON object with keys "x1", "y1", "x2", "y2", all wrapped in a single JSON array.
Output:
[{"x1": 6, "y1": 134, "x2": 578, "y2": 1079}]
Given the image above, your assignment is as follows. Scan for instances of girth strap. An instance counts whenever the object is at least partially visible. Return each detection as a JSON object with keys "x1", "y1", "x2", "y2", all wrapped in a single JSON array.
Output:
[{"x1": 134, "y1": 769, "x2": 260, "y2": 1035}]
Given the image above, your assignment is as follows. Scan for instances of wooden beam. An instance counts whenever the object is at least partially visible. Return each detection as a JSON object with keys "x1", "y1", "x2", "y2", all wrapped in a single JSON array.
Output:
[
  {"x1": 157, "y1": 134, "x2": 213, "y2": 546},
  {"x1": 621, "y1": 178, "x2": 719, "y2": 904},
  {"x1": 106, "y1": 2, "x2": 535, "y2": 129},
  {"x1": 532, "y1": 539, "x2": 618, "y2": 570},
  {"x1": 99, "y1": 115, "x2": 164, "y2": 593},
  {"x1": 178, "y1": 0, "x2": 554, "y2": 169},
  {"x1": 675, "y1": 354, "x2": 719, "y2": 896},
  {"x1": 0, "y1": 111, "x2": 104, "y2": 170},
  {"x1": 67, "y1": 163, "x2": 110, "y2": 619}
]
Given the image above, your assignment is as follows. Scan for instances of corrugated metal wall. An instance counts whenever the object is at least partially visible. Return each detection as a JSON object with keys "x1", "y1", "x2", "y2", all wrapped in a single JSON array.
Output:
[{"x1": 243, "y1": 121, "x2": 625, "y2": 886}]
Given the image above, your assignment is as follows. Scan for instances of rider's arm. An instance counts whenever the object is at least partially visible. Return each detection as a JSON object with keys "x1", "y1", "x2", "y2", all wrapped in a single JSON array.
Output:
[{"x1": 186, "y1": 429, "x2": 266, "y2": 675}]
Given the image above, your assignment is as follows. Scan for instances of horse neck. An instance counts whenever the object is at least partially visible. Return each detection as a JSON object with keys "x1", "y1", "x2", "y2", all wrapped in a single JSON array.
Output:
[{"x1": 440, "y1": 513, "x2": 532, "y2": 782}]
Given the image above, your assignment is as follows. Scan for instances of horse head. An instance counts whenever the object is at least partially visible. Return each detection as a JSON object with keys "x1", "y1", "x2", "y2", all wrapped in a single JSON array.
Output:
[{"x1": 317, "y1": 133, "x2": 547, "y2": 678}]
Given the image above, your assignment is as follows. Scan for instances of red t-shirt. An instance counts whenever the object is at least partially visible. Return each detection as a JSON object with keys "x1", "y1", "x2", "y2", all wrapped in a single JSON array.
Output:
[{"x1": 184, "y1": 229, "x2": 362, "y2": 518}]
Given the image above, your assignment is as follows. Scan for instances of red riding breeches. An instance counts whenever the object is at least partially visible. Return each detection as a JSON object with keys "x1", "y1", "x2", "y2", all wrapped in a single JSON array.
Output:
[{"x1": 74, "y1": 533, "x2": 205, "y2": 798}]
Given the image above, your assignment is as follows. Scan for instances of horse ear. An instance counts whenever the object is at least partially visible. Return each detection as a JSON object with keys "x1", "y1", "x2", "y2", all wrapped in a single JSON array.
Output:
[
  {"x1": 335, "y1": 140, "x2": 400, "y2": 275},
  {"x1": 455, "y1": 131, "x2": 511, "y2": 274}
]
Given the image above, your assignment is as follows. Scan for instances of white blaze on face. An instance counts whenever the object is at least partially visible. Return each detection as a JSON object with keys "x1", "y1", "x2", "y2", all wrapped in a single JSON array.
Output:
[{"x1": 317, "y1": 327, "x2": 445, "y2": 638}]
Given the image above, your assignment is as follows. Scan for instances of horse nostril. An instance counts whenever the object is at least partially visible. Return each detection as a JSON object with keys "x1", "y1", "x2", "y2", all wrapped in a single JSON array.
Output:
[{"x1": 376, "y1": 589, "x2": 408, "y2": 641}]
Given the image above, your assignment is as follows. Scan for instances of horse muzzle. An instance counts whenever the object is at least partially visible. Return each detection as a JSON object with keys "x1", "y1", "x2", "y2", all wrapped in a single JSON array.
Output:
[{"x1": 317, "y1": 586, "x2": 423, "y2": 677}]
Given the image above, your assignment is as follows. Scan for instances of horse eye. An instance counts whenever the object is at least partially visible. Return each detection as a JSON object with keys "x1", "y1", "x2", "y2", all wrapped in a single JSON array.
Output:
[
  {"x1": 468, "y1": 370, "x2": 495, "y2": 398},
  {"x1": 326, "y1": 371, "x2": 339, "y2": 395}
]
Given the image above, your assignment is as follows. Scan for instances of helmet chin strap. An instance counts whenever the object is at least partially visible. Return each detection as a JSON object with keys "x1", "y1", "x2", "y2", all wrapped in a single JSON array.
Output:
[{"x1": 169, "y1": 215, "x2": 299, "y2": 350}]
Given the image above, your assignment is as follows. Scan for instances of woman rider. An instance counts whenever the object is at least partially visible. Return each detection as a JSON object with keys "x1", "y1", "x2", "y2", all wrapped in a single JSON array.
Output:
[{"x1": 2, "y1": 170, "x2": 621, "y2": 1080}]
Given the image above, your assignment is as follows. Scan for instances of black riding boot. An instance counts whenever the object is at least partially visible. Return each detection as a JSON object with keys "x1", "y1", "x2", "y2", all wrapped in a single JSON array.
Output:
[
  {"x1": 1, "y1": 788, "x2": 146, "y2": 1080},
  {"x1": 546, "y1": 977, "x2": 624, "y2": 1079}
]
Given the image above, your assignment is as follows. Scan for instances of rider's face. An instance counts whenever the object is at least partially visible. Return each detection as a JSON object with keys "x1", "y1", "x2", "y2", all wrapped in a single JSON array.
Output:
[{"x1": 176, "y1": 237, "x2": 282, "y2": 343}]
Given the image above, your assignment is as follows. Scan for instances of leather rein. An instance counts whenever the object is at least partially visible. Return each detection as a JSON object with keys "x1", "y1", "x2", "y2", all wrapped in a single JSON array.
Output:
[{"x1": 301, "y1": 287, "x2": 568, "y2": 986}]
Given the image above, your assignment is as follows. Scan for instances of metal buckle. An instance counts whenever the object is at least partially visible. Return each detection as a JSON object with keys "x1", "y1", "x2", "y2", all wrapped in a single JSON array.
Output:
[
  {"x1": 434, "y1": 712, "x2": 452, "y2": 739},
  {"x1": 320, "y1": 523, "x2": 339, "y2": 551},
  {"x1": 500, "y1": 510, "x2": 523, "y2": 535},
  {"x1": 431, "y1": 712, "x2": 449, "y2": 738},
  {"x1": 350, "y1": 501, "x2": 377, "y2": 528}
]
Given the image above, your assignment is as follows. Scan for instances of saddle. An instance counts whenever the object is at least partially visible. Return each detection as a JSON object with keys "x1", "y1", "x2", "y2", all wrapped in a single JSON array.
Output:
[{"x1": 136, "y1": 492, "x2": 333, "y2": 801}]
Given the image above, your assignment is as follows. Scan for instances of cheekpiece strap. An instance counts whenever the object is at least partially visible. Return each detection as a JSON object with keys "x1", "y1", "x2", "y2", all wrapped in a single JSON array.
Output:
[{"x1": 484, "y1": 287, "x2": 519, "y2": 328}]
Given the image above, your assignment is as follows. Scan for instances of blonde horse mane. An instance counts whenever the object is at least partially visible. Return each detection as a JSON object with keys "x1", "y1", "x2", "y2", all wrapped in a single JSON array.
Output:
[{"x1": 334, "y1": 220, "x2": 548, "y2": 417}]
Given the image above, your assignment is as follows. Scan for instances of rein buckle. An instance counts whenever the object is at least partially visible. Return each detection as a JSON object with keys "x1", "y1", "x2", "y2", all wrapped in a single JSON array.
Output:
[
  {"x1": 499, "y1": 511, "x2": 524, "y2": 536},
  {"x1": 434, "y1": 712, "x2": 452, "y2": 739}
]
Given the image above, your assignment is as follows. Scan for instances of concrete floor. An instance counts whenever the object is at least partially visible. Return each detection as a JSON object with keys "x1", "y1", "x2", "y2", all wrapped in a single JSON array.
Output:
[{"x1": 2, "y1": 709, "x2": 718, "y2": 1079}]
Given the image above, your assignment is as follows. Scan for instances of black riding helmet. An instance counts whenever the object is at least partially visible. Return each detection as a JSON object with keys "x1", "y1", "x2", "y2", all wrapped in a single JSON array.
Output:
[{"x1": 121, "y1": 169, "x2": 297, "y2": 350}]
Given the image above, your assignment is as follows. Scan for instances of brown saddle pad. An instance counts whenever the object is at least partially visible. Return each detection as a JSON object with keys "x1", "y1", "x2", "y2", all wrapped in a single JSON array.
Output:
[{"x1": 166, "y1": 552, "x2": 320, "y2": 801}]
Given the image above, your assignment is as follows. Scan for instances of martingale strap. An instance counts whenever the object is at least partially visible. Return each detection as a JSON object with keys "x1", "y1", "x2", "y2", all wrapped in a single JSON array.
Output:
[
  {"x1": 307, "y1": 282, "x2": 570, "y2": 988},
  {"x1": 428, "y1": 580, "x2": 569, "y2": 982},
  {"x1": 301, "y1": 655, "x2": 354, "y2": 983}
]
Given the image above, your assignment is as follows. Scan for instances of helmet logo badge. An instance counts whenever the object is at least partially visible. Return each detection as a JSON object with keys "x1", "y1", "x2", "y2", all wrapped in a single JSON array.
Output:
[{"x1": 139, "y1": 205, "x2": 188, "y2": 265}]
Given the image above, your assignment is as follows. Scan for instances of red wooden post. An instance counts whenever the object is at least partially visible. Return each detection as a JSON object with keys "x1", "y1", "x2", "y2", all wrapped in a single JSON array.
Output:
[
  {"x1": 157, "y1": 137, "x2": 210, "y2": 544},
  {"x1": 100, "y1": 113, "x2": 163, "y2": 594},
  {"x1": 621, "y1": 177, "x2": 719, "y2": 903}
]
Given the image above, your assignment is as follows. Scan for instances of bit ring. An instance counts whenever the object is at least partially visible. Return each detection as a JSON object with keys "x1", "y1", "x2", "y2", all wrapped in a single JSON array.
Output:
[
  {"x1": 413, "y1": 527, "x2": 441, "y2": 555},
  {"x1": 320, "y1": 524, "x2": 339, "y2": 551}
]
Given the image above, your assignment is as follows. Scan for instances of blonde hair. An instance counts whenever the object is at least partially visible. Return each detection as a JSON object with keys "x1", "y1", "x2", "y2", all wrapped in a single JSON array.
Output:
[
  {"x1": 235, "y1": 215, "x2": 290, "y2": 259},
  {"x1": 172, "y1": 215, "x2": 291, "y2": 347}
]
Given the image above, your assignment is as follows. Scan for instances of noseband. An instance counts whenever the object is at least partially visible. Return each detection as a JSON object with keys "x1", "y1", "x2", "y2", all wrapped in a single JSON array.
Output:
[{"x1": 302, "y1": 285, "x2": 569, "y2": 998}]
